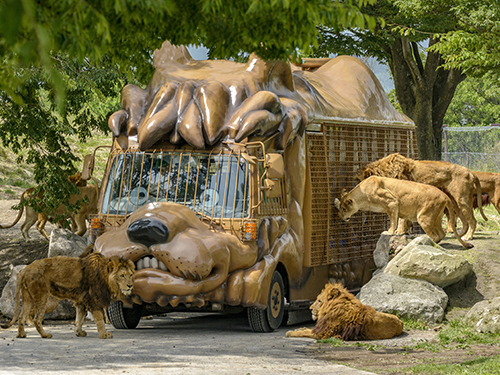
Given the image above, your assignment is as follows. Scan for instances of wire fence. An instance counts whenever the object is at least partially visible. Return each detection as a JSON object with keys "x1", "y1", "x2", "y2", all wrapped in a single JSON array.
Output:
[{"x1": 443, "y1": 126, "x2": 500, "y2": 172}]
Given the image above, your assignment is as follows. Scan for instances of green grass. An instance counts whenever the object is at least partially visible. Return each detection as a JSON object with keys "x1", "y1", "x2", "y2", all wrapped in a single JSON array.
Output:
[
  {"x1": 476, "y1": 205, "x2": 500, "y2": 232},
  {"x1": 401, "y1": 355, "x2": 500, "y2": 374}
]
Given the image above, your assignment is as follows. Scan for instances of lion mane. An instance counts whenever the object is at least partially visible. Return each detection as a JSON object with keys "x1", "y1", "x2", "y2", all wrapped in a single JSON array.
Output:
[
  {"x1": 1, "y1": 248, "x2": 135, "y2": 339},
  {"x1": 356, "y1": 153, "x2": 487, "y2": 240},
  {"x1": 0, "y1": 173, "x2": 99, "y2": 240},
  {"x1": 286, "y1": 283, "x2": 403, "y2": 341}
]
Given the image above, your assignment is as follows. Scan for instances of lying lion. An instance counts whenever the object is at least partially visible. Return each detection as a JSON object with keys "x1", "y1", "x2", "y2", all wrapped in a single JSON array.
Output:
[
  {"x1": 0, "y1": 173, "x2": 98, "y2": 240},
  {"x1": 356, "y1": 153, "x2": 487, "y2": 240},
  {"x1": 334, "y1": 176, "x2": 473, "y2": 249},
  {"x1": 1, "y1": 248, "x2": 135, "y2": 339},
  {"x1": 286, "y1": 283, "x2": 403, "y2": 340}
]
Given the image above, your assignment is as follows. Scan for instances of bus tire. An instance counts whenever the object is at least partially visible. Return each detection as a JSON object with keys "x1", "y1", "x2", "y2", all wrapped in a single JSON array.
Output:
[
  {"x1": 107, "y1": 301, "x2": 142, "y2": 329},
  {"x1": 247, "y1": 271, "x2": 285, "y2": 332}
]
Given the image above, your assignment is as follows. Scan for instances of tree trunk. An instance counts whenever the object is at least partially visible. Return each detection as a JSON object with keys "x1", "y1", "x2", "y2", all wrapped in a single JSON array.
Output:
[{"x1": 388, "y1": 37, "x2": 465, "y2": 160}]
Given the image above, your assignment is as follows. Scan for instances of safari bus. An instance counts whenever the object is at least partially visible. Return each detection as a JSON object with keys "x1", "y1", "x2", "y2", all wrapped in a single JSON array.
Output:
[{"x1": 83, "y1": 41, "x2": 417, "y2": 332}]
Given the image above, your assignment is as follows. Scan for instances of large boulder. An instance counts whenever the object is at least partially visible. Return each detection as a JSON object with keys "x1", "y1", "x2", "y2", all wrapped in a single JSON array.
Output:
[
  {"x1": 358, "y1": 273, "x2": 448, "y2": 324},
  {"x1": 384, "y1": 235, "x2": 472, "y2": 288},
  {"x1": 465, "y1": 297, "x2": 500, "y2": 333},
  {"x1": 48, "y1": 228, "x2": 88, "y2": 258},
  {"x1": 373, "y1": 233, "x2": 411, "y2": 269},
  {"x1": 0, "y1": 265, "x2": 75, "y2": 320}
]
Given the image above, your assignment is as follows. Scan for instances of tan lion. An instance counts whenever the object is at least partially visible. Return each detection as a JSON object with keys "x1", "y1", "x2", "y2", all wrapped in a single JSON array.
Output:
[
  {"x1": 1, "y1": 250, "x2": 135, "y2": 339},
  {"x1": 0, "y1": 176, "x2": 99, "y2": 240},
  {"x1": 356, "y1": 153, "x2": 487, "y2": 240},
  {"x1": 286, "y1": 283, "x2": 403, "y2": 340},
  {"x1": 334, "y1": 176, "x2": 473, "y2": 249},
  {"x1": 474, "y1": 171, "x2": 500, "y2": 215}
]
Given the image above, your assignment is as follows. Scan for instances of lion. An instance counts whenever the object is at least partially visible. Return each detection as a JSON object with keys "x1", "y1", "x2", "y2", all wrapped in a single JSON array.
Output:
[
  {"x1": 0, "y1": 175, "x2": 99, "y2": 240},
  {"x1": 1, "y1": 250, "x2": 135, "y2": 339},
  {"x1": 356, "y1": 153, "x2": 487, "y2": 240},
  {"x1": 286, "y1": 283, "x2": 403, "y2": 340},
  {"x1": 334, "y1": 176, "x2": 473, "y2": 249},
  {"x1": 473, "y1": 171, "x2": 500, "y2": 215}
]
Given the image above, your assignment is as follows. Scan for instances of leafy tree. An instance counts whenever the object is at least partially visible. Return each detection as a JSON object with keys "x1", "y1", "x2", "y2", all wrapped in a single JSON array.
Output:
[
  {"x1": 429, "y1": 0, "x2": 500, "y2": 77},
  {"x1": 0, "y1": 0, "x2": 376, "y2": 219},
  {"x1": 314, "y1": 0, "x2": 467, "y2": 160}
]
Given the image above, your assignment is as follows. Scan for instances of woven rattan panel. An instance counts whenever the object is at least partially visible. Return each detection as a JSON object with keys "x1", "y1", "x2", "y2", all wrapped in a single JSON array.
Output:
[{"x1": 308, "y1": 123, "x2": 418, "y2": 266}]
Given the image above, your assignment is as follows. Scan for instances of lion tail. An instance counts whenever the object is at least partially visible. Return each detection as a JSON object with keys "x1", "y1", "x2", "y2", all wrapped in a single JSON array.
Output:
[
  {"x1": 0, "y1": 270, "x2": 23, "y2": 329},
  {"x1": 474, "y1": 175, "x2": 488, "y2": 221},
  {"x1": 0, "y1": 190, "x2": 29, "y2": 229},
  {"x1": 446, "y1": 199, "x2": 473, "y2": 249}
]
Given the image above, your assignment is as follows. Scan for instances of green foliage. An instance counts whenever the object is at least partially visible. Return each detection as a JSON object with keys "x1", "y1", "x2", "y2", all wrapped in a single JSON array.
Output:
[
  {"x1": 438, "y1": 318, "x2": 500, "y2": 346},
  {"x1": 429, "y1": 0, "x2": 500, "y2": 77},
  {"x1": 444, "y1": 73, "x2": 500, "y2": 128},
  {"x1": 403, "y1": 355, "x2": 500, "y2": 374},
  {"x1": 399, "y1": 316, "x2": 429, "y2": 331}
]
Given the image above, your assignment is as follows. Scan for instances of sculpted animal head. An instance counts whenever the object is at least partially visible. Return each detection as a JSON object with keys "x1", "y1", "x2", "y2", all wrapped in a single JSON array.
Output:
[
  {"x1": 108, "y1": 41, "x2": 408, "y2": 152},
  {"x1": 107, "y1": 257, "x2": 136, "y2": 297}
]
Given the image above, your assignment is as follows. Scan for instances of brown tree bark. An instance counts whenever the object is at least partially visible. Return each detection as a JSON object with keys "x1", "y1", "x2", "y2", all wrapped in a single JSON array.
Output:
[{"x1": 388, "y1": 37, "x2": 465, "y2": 160}]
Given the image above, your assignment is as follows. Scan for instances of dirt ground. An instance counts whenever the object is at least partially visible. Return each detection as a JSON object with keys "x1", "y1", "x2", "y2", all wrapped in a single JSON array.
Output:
[{"x1": 1, "y1": 188, "x2": 500, "y2": 374}]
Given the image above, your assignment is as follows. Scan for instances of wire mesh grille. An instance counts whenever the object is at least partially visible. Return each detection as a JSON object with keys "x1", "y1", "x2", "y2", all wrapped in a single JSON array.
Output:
[{"x1": 308, "y1": 123, "x2": 418, "y2": 266}]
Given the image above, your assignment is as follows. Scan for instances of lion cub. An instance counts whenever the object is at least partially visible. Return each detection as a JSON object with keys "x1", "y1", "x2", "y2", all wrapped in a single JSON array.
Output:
[
  {"x1": 1, "y1": 249, "x2": 135, "y2": 339},
  {"x1": 334, "y1": 176, "x2": 473, "y2": 248}
]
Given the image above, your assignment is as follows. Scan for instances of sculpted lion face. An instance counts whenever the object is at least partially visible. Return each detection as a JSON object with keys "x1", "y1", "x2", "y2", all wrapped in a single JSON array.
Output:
[
  {"x1": 108, "y1": 257, "x2": 136, "y2": 297},
  {"x1": 95, "y1": 202, "x2": 258, "y2": 308}
]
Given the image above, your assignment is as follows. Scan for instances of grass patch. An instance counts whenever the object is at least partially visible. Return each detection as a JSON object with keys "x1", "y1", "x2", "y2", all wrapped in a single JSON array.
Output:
[
  {"x1": 401, "y1": 354, "x2": 500, "y2": 374},
  {"x1": 439, "y1": 319, "x2": 500, "y2": 346},
  {"x1": 400, "y1": 316, "x2": 429, "y2": 330},
  {"x1": 476, "y1": 205, "x2": 500, "y2": 232}
]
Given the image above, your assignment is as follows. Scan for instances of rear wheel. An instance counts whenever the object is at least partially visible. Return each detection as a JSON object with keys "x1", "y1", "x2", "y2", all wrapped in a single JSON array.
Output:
[
  {"x1": 107, "y1": 301, "x2": 142, "y2": 329},
  {"x1": 247, "y1": 271, "x2": 285, "y2": 332}
]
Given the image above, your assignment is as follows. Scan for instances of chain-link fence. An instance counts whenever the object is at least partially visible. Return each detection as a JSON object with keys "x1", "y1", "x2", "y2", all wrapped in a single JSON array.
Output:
[{"x1": 443, "y1": 126, "x2": 500, "y2": 172}]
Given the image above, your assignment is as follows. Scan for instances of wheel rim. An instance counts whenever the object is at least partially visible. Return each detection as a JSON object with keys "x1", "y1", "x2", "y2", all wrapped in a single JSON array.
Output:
[{"x1": 270, "y1": 281, "x2": 282, "y2": 319}]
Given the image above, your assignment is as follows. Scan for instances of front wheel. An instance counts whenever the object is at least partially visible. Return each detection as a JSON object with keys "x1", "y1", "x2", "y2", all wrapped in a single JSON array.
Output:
[
  {"x1": 247, "y1": 271, "x2": 285, "y2": 332},
  {"x1": 107, "y1": 301, "x2": 143, "y2": 329}
]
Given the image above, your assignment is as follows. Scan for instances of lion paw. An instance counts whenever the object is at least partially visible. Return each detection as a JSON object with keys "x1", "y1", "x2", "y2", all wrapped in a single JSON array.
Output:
[
  {"x1": 99, "y1": 332, "x2": 113, "y2": 339},
  {"x1": 75, "y1": 330, "x2": 87, "y2": 337},
  {"x1": 42, "y1": 333, "x2": 53, "y2": 339},
  {"x1": 16, "y1": 333, "x2": 27, "y2": 338}
]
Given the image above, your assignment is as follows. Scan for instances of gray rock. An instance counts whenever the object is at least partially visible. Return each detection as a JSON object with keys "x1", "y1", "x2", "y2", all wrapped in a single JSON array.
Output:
[
  {"x1": 466, "y1": 297, "x2": 500, "y2": 333},
  {"x1": 48, "y1": 228, "x2": 88, "y2": 258},
  {"x1": 373, "y1": 234, "x2": 411, "y2": 269},
  {"x1": 384, "y1": 235, "x2": 472, "y2": 288},
  {"x1": 0, "y1": 265, "x2": 75, "y2": 320},
  {"x1": 358, "y1": 273, "x2": 448, "y2": 324}
]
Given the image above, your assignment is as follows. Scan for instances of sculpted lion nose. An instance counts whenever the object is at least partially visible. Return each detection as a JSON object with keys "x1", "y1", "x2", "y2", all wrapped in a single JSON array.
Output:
[{"x1": 127, "y1": 218, "x2": 169, "y2": 248}]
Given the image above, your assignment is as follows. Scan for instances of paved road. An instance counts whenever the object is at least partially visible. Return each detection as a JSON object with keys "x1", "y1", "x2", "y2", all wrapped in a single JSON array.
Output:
[{"x1": 0, "y1": 312, "x2": 374, "y2": 375}]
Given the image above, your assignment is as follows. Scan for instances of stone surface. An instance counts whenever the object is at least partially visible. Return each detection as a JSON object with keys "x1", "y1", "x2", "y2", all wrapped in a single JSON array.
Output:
[
  {"x1": 0, "y1": 265, "x2": 75, "y2": 320},
  {"x1": 384, "y1": 235, "x2": 472, "y2": 288},
  {"x1": 358, "y1": 273, "x2": 448, "y2": 324},
  {"x1": 48, "y1": 228, "x2": 88, "y2": 258},
  {"x1": 373, "y1": 234, "x2": 411, "y2": 269},
  {"x1": 466, "y1": 297, "x2": 500, "y2": 333}
]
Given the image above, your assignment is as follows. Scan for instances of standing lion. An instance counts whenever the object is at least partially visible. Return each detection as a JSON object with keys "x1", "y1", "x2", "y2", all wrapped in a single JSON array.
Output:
[
  {"x1": 356, "y1": 153, "x2": 487, "y2": 240},
  {"x1": 1, "y1": 250, "x2": 135, "y2": 339}
]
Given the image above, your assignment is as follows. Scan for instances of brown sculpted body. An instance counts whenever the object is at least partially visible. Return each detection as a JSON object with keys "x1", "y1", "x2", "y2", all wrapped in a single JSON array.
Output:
[
  {"x1": 1, "y1": 252, "x2": 135, "y2": 339},
  {"x1": 334, "y1": 176, "x2": 473, "y2": 248},
  {"x1": 286, "y1": 283, "x2": 403, "y2": 340},
  {"x1": 0, "y1": 175, "x2": 98, "y2": 240},
  {"x1": 356, "y1": 153, "x2": 487, "y2": 240}
]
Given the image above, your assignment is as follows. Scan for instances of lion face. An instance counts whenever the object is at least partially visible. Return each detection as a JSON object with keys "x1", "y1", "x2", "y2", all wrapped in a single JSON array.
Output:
[
  {"x1": 310, "y1": 283, "x2": 342, "y2": 321},
  {"x1": 96, "y1": 202, "x2": 259, "y2": 308},
  {"x1": 108, "y1": 257, "x2": 136, "y2": 297},
  {"x1": 334, "y1": 194, "x2": 357, "y2": 221}
]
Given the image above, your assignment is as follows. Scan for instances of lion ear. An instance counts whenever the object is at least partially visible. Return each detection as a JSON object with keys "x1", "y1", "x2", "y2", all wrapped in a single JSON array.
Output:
[
  {"x1": 329, "y1": 288, "x2": 341, "y2": 299},
  {"x1": 107, "y1": 256, "x2": 119, "y2": 273},
  {"x1": 127, "y1": 259, "x2": 136, "y2": 271}
]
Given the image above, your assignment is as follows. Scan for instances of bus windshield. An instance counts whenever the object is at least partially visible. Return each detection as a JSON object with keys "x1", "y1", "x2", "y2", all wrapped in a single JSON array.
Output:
[{"x1": 101, "y1": 151, "x2": 250, "y2": 219}]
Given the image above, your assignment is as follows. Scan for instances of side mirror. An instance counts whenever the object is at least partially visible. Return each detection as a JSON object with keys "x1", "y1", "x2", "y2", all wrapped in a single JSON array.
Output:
[
  {"x1": 263, "y1": 179, "x2": 281, "y2": 199},
  {"x1": 81, "y1": 154, "x2": 95, "y2": 180},
  {"x1": 266, "y1": 153, "x2": 284, "y2": 179}
]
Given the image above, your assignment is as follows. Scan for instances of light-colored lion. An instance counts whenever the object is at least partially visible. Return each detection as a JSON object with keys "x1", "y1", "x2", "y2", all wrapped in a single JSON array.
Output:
[
  {"x1": 1, "y1": 250, "x2": 135, "y2": 339},
  {"x1": 356, "y1": 153, "x2": 487, "y2": 240},
  {"x1": 0, "y1": 176, "x2": 99, "y2": 240},
  {"x1": 474, "y1": 171, "x2": 500, "y2": 215},
  {"x1": 334, "y1": 176, "x2": 473, "y2": 249},
  {"x1": 286, "y1": 283, "x2": 403, "y2": 340}
]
